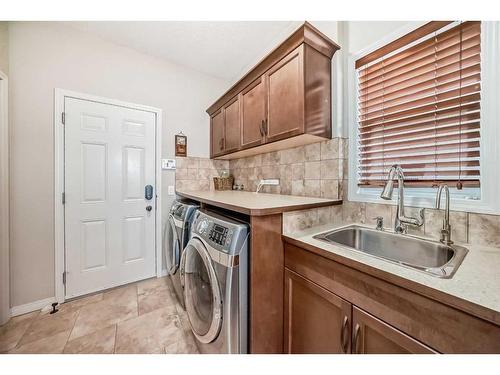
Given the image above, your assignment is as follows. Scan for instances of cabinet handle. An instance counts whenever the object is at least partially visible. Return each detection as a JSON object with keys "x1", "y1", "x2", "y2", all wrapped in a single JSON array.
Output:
[
  {"x1": 340, "y1": 316, "x2": 349, "y2": 353},
  {"x1": 222, "y1": 137, "x2": 226, "y2": 149},
  {"x1": 264, "y1": 118, "x2": 268, "y2": 135},
  {"x1": 352, "y1": 323, "x2": 361, "y2": 354},
  {"x1": 260, "y1": 120, "x2": 265, "y2": 137}
]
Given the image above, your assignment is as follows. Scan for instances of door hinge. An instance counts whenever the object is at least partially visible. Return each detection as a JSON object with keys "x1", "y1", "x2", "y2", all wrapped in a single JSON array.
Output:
[
  {"x1": 62, "y1": 192, "x2": 65, "y2": 204},
  {"x1": 61, "y1": 112, "x2": 65, "y2": 125},
  {"x1": 62, "y1": 271, "x2": 67, "y2": 285}
]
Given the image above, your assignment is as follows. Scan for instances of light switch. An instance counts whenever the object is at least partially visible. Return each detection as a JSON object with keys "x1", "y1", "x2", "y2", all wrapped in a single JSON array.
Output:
[
  {"x1": 162, "y1": 159, "x2": 176, "y2": 170},
  {"x1": 167, "y1": 185, "x2": 175, "y2": 195}
]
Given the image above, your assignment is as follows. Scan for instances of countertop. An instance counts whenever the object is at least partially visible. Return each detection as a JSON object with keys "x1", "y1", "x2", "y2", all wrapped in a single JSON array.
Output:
[
  {"x1": 283, "y1": 222, "x2": 500, "y2": 326},
  {"x1": 176, "y1": 190, "x2": 342, "y2": 216}
]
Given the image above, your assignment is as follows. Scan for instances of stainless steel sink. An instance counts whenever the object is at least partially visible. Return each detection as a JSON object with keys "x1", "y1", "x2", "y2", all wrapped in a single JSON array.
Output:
[{"x1": 313, "y1": 225, "x2": 468, "y2": 278}]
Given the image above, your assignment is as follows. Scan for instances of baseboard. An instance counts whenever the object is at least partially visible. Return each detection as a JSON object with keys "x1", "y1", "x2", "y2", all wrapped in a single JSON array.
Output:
[
  {"x1": 10, "y1": 297, "x2": 56, "y2": 317},
  {"x1": 0, "y1": 309, "x2": 10, "y2": 326}
]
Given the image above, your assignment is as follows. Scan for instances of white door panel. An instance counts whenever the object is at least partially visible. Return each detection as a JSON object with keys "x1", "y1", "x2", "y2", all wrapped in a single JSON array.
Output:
[{"x1": 65, "y1": 97, "x2": 156, "y2": 298}]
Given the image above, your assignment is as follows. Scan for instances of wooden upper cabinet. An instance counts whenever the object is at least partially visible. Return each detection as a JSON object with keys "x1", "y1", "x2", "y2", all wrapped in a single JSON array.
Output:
[
  {"x1": 210, "y1": 97, "x2": 241, "y2": 157},
  {"x1": 207, "y1": 22, "x2": 340, "y2": 159},
  {"x1": 223, "y1": 96, "x2": 241, "y2": 153},
  {"x1": 284, "y1": 269, "x2": 352, "y2": 354},
  {"x1": 265, "y1": 45, "x2": 304, "y2": 143},
  {"x1": 241, "y1": 78, "x2": 266, "y2": 149},
  {"x1": 351, "y1": 307, "x2": 436, "y2": 354},
  {"x1": 210, "y1": 108, "x2": 225, "y2": 157}
]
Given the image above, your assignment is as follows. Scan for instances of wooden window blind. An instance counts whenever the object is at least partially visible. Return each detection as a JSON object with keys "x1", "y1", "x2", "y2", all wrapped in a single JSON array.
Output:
[{"x1": 356, "y1": 21, "x2": 481, "y2": 188}]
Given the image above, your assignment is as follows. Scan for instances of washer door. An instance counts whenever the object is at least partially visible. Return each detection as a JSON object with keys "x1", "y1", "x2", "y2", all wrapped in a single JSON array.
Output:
[
  {"x1": 182, "y1": 237, "x2": 222, "y2": 344},
  {"x1": 166, "y1": 214, "x2": 181, "y2": 275}
]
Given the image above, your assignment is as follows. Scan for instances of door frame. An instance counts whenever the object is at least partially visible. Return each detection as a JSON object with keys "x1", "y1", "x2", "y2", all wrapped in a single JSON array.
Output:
[
  {"x1": 54, "y1": 89, "x2": 163, "y2": 303},
  {"x1": 0, "y1": 69, "x2": 10, "y2": 325}
]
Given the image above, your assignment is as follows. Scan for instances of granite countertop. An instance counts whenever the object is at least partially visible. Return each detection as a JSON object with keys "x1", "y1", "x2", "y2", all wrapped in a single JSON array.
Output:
[
  {"x1": 283, "y1": 222, "x2": 500, "y2": 325},
  {"x1": 176, "y1": 190, "x2": 342, "y2": 216}
]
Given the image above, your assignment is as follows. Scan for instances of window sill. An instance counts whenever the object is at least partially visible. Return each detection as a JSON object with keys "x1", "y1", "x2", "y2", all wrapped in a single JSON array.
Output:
[{"x1": 348, "y1": 185, "x2": 496, "y2": 214}]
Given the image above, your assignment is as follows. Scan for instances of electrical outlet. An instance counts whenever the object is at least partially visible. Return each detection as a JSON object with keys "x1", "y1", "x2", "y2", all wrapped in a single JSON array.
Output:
[
  {"x1": 261, "y1": 179, "x2": 280, "y2": 185},
  {"x1": 167, "y1": 185, "x2": 175, "y2": 195}
]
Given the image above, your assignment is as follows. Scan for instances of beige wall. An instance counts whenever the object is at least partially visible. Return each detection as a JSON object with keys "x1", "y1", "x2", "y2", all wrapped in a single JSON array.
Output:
[
  {"x1": 8, "y1": 22, "x2": 228, "y2": 307},
  {"x1": 0, "y1": 21, "x2": 9, "y2": 324},
  {"x1": 0, "y1": 22, "x2": 8, "y2": 74}
]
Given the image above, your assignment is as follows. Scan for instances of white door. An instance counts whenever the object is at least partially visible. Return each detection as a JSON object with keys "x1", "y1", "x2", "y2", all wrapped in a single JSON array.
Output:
[{"x1": 64, "y1": 97, "x2": 157, "y2": 298}]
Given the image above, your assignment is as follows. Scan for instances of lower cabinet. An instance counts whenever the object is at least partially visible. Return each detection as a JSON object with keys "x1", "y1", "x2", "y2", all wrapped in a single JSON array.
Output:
[
  {"x1": 284, "y1": 269, "x2": 351, "y2": 353},
  {"x1": 351, "y1": 306, "x2": 436, "y2": 354},
  {"x1": 284, "y1": 269, "x2": 436, "y2": 354}
]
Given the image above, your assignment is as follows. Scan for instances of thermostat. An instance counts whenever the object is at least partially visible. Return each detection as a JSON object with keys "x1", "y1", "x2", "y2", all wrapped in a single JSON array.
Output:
[{"x1": 162, "y1": 159, "x2": 176, "y2": 170}]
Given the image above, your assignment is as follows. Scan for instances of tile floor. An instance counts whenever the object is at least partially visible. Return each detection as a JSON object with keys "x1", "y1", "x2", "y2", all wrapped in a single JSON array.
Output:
[{"x1": 0, "y1": 277, "x2": 199, "y2": 354}]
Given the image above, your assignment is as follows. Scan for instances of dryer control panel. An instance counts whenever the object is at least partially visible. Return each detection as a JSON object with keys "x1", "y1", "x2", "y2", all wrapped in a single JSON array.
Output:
[{"x1": 192, "y1": 210, "x2": 247, "y2": 255}]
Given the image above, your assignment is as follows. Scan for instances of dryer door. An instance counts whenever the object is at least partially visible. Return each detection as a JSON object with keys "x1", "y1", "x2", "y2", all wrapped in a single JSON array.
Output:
[
  {"x1": 182, "y1": 237, "x2": 222, "y2": 344},
  {"x1": 166, "y1": 214, "x2": 181, "y2": 275}
]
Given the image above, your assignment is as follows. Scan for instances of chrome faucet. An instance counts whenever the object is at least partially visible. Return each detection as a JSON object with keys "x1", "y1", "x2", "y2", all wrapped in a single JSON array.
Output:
[
  {"x1": 380, "y1": 165, "x2": 424, "y2": 233},
  {"x1": 435, "y1": 184, "x2": 453, "y2": 245}
]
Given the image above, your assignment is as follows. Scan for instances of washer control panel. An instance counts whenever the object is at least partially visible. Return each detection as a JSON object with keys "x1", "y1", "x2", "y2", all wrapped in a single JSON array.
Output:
[
  {"x1": 209, "y1": 224, "x2": 228, "y2": 246},
  {"x1": 192, "y1": 210, "x2": 246, "y2": 254},
  {"x1": 197, "y1": 218, "x2": 209, "y2": 234}
]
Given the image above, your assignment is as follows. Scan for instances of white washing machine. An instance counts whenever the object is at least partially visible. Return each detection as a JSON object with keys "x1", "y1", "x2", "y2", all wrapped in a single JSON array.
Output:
[
  {"x1": 164, "y1": 199, "x2": 199, "y2": 309},
  {"x1": 181, "y1": 209, "x2": 249, "y2": 354}
]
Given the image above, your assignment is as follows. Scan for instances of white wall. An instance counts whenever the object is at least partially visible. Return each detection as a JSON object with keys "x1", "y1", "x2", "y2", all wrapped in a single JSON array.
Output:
[
  {"x1": 9, "y1": 22, "x2": 228, "y2": 307},
  {"x1": 344, "y1": 21, "x2": 415, "y2": 53}
]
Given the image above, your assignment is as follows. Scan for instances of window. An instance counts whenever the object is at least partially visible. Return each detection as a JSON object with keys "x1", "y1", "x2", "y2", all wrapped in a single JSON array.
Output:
[
  {"x1": 356, "y1": 21, "x2": 481, "y2": 189},
  {"x1": 348, "y1": 21, "x2": 500, "y2": 214}
]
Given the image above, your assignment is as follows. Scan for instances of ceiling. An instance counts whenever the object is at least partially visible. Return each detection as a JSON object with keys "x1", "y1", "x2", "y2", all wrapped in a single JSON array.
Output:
[{"x1": 64, "y1": 21, "x2": 302, "y2": 82}]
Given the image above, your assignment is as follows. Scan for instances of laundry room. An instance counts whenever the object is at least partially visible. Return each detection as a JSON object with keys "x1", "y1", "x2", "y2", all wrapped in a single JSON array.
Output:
[{"x1": 1, "y1": 0, "x2": 500, "y2": 373}]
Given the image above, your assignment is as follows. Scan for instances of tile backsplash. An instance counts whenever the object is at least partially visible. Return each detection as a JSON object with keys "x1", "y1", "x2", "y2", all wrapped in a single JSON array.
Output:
[
  {"x1": 175, "y1": 157, "x2": 229, "y2": 192},
  {"x1": 229, "y1": 138, "x2": 347, "y2": 198},
  {"x1": 173, "y1": 139, "x2": 500, "y2": 248}
]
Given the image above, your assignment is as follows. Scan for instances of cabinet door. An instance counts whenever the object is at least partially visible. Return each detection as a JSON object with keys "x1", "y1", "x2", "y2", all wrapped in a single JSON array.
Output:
[
  {"x1": 266, "y1": 45, "x2": 304, "y2": 143},
  {"x1": 241, "y1": 77, "x2": 266, "y2": 149},
  {"x1": 211, "y1": 108, "x2": 224, "y2": 157},
  {"x1": 223, "y1": 96, "x2": 240, "y2": 153},
  {"x1": 284, "y1": 269, "x2": 352, "y2": 354},
  {"x1": 352, "y1": 307, "x2": 437, "y2": 354}
]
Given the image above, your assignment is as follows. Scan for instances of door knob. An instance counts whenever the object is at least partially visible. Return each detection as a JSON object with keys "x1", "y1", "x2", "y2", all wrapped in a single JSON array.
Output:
[{"x1": 146, "y1": 205, "x2": 153, "y2": 212}]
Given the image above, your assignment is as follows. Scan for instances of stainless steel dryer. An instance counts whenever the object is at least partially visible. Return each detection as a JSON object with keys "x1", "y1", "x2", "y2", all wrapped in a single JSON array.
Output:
[
  {"x1": 164, "y1": 199, "x2": 199, "y2": 309},
  {"x1": 181, "y1": 209, "x2": 249, "y2": 354}
]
